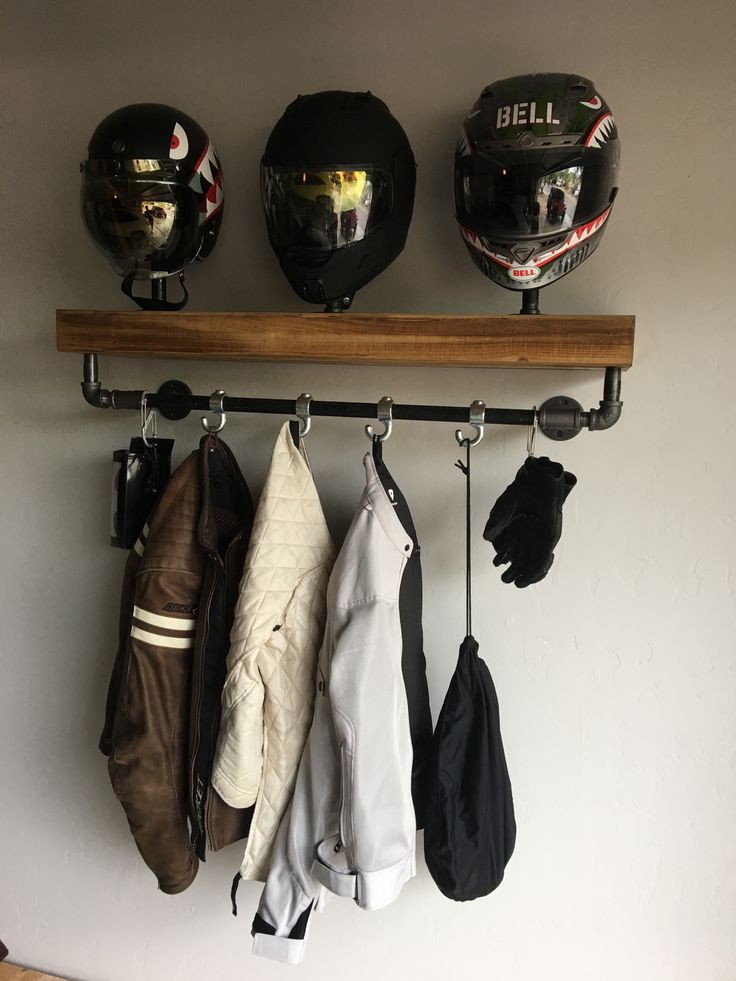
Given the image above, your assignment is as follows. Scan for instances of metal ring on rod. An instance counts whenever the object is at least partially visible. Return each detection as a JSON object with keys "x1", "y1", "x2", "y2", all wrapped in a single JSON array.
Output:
[
  {"x1": 201, "y1": 390, "x2": 226, "y2": 434},
  {"x1": 454, "y1": 400, "x2": 486, "y2": 447},
  {"x1": 365, "y1": 396, "x2": 394, "y2": 442}
]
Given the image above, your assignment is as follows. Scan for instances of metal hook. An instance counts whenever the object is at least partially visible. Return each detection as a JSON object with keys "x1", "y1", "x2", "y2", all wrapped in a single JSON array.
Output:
[
  {"x1": 201, "y1": 390, "x2": 226, "y2": 434},
  {"x1": 455, "y1": 400, "x2": 486, "y2": 447},
  {"x1": 295, "y1": 393, "x2": 312, "y2": 438},
  {"x1": 140, "y1": 391, "x2": 157, "y2": 448},
  {"x1": 527, "y1": 406, "x2": 538, "y2": 457},
  {"x1": 365, "y1": 396, "x2": 394, "y2": 443}
]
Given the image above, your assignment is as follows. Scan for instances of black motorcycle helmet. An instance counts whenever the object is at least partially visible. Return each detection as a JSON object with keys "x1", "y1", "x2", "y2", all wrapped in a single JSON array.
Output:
[
  {"x1": 261, "y1": 91, "x2": 416, "y2": 309},
  {"x1": 81, "y1": 103, "x2": 224, "y2": 309},
  {"x1": 455, "y1": 74, "x2": 620, "y2": 292}
]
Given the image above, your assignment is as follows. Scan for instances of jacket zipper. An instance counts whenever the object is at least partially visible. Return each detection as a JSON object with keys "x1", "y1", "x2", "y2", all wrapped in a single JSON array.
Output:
[
  {"x1": 189, "y1": 554, "x2": 221, "y2": 855},
  {"x1": 338, "y1": 742, "x2": 353, "y2": 867},
  {"x1": 206, "y1": 563, "x2": 226, "y2": 852},
  {"x1": 202, "y1": 531, "x2": 244, "y2": 853}
]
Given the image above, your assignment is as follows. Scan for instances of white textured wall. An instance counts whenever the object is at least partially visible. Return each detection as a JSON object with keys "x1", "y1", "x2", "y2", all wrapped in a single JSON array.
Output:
[{"x1": 1, "y1": 2, "x2": 734, "y2": 979}]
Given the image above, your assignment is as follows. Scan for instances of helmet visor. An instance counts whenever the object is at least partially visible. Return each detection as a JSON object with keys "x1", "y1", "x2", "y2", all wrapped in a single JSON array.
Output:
[
  {"x1": 455, "y1": 149, "x2": 615, "y2": 239},
  {"x1": 261, "y1": 166, "x2": 393, "y2": 251},
  {"x1": 81, "y1": 173, "x2": 201, "y2": 277},
  {"x1": 83, "y1": 159, "x2": 181, "y2": 178}
]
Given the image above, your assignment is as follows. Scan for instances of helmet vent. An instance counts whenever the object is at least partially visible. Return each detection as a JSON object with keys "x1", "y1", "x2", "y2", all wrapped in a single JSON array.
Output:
[
  {"x1": 535, "y1": 234, "x2": 568, "y2": 251},
  {"x1": 511, "y1": 245, "x2": 534, "y2": 263},
  {"x1": 559, "y1": 242, "x2": 590, "y2": 274}
]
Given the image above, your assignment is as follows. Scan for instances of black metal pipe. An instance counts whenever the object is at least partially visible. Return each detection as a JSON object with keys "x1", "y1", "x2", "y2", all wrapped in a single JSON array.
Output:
[
  {"x1": 81, "y1": 353, "x2": 112, "y2": 407},
  {"x1": 79, "y1": 354, "x2": 622, "y2": 436},
  {"x1": 151, "y1": 393, "x2": 536, "y2": 427},
  {"x1": 588, "y1": 367, "x2": 623, "y2": 431},
  {"x1": 323, "y1": 294, "x2": 354, "y2": 313},
  {"x1": 519, "y1": 289, "x2": 540, "y2": 315}
]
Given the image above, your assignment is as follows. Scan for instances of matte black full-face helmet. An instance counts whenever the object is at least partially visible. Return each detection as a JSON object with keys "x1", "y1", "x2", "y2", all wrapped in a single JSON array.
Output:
[
  {"x1": 455, "y1": 74, "x2": 620, "y2": 292},
  {"x1": 81, "y1": 103, "x2": 224, "y2": 308},
  {"x1": 261, "y1": 91, "x2": 416, "y2": 309}
]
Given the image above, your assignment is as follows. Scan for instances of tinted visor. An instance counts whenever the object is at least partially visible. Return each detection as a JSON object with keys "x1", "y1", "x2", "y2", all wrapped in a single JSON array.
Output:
[
  {"x1": 261, "y1": 166, "x2": 392, "y2": 251},
  {"x1": 455, "y1": 149, "x2": 614, "y2": 239},
  {"x1": 81, "y1": 162, "x2": 200, "y2": 277}
]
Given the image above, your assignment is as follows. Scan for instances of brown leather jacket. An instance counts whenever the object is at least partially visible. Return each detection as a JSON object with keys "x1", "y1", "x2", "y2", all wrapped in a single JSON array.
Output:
[{"x1": 99, "y1": 434, "x2": 255, "y2": 893}]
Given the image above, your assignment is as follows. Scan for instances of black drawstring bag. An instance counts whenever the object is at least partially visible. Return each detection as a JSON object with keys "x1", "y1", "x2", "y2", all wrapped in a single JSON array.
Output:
[
  {"x1": 424, "y1": 634, "x2": 516, "y2": 900},
  {"x1": 424, "y1": 439, "x2": 516, "y2": 901}
]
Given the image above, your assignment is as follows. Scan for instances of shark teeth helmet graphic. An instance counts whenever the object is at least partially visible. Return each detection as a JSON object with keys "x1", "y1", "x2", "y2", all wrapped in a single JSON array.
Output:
[
  {"x1": 81, "y1": 103, "x2": 224, "y2": 309},
  {"x1": 454, "y1": 73, "x2": 620, "y2": 293}
]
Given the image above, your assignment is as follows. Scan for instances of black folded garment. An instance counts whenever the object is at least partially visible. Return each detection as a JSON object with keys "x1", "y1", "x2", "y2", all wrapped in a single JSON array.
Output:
[
  {"x1": 424, "y1": 635, "x2": 516, "y2": 901},
  {"x1": 483, "y1": 456, "x2": 577, "y2": 587}
]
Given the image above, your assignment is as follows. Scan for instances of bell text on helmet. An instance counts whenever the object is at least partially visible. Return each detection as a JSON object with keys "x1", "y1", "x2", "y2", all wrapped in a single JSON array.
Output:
[{"x1": 496, "y1": 102, "x2": 561, "y2": 128}]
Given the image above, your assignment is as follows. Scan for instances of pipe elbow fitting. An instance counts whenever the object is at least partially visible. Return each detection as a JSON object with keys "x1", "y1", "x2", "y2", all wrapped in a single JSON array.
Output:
[
  {"x1": 81, "y1": 380, "x2": 111, "y2": 408},
  {"x1": 588, "y1": 398, "x2": 623, "y2": 431}
]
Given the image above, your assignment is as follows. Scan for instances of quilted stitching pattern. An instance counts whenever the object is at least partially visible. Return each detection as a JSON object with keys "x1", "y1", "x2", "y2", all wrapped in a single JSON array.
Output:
[{"x1": 212, "y1": 423, "x2": 334, "y2": 881}]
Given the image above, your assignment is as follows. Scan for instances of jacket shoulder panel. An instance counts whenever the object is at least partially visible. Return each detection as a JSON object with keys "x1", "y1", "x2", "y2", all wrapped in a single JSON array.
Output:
[{"x1": 228, "y1": 424, "x2": 334, "y2": 662}]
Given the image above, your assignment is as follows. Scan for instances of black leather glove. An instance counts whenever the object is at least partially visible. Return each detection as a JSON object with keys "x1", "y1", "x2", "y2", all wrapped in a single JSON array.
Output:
[{"x1": 483, "y1": 456, "x2": 576, "y2": 587}]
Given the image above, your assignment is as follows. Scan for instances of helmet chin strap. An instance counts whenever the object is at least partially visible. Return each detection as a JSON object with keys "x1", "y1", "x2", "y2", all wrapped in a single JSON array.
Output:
[{"x1": 121, "y1": 271, "x2": 189, "y2": 311}]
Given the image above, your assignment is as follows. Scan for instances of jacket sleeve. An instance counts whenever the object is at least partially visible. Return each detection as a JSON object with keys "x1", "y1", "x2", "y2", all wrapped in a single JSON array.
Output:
[
  {"x1": 250, "y1": 803, "x2": 318, "y2": 965},
  {"x1": 101, "y1": 524, "x2": 202, "y2": 895},
  {"x1": 251, "y1": 653, "x2": 339, "y2": 965},
  {"x1": 99, "y1": 534, "x2": 142, "y2": 758},
  {"x1": 211, "y1": 652, "x2": 265, "y2": 809},
  {"x1": 313, "y1": 598, "x2": 416, "y2": 910},
  {"x1": 251, "y1": 596, "x2": 416, "y2": 963}
]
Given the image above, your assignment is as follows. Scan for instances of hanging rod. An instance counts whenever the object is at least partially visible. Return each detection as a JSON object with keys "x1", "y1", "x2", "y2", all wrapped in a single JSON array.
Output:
[{"x1": 79, "y1": 354, "x2": 622, "y2": 441}]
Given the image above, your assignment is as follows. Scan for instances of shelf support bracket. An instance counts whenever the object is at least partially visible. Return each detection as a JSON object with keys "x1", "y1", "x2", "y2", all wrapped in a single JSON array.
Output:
[{"x1": 538, "y1": 367, "x2": 623, "y2": 441}]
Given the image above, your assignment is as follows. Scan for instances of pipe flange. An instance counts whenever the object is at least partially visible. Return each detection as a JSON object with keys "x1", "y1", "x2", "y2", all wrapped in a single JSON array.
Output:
[
  {"x1": 157, "y1": 380, "x2": 193, "y2": 420},
  {"x1": 539, "y1": 395, "x2": 583, "y2": 441}
]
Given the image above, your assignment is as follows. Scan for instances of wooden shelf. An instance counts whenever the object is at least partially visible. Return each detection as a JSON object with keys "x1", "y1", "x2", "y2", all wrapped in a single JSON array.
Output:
[
  {"x1": 0, "y1": 965, "x2": 67, "y2": 981},
  {"x1": 56, "y1": 310, "x2": 635, "y2": 369}
]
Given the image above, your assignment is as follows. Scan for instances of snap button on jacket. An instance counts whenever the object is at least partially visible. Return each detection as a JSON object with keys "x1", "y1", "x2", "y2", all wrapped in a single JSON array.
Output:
[
  {"x1": 99, "y1": 435, "x2": 255, "y2": 894},
  {"x1": 212, "y1": 423, "x2": 335, "y2": 882}
]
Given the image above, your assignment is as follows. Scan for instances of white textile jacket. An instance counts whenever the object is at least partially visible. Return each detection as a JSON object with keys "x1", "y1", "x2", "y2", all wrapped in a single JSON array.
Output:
[
  {"x1": 212, "y1": 422, "x2": 335, "y2": 882},
  {"x1": 252, "y1": 452, "x2": 417, "y2": 965}
]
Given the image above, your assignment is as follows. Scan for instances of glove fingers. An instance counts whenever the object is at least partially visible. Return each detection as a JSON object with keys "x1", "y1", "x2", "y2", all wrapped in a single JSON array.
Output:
[
  {"x1": 501, "y1": 546, "x2": 530, "y2": 585},
  {"x1": 492, "y1": 534, "x2": 519, "y2": 568},
  {"x1": 516, "y1": 552, "x2": 555, "y2": 588}
]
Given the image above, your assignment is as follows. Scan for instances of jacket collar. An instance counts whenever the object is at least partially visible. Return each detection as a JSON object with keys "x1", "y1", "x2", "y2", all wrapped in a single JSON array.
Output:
[
  {"x1": 197, "y1": 434, "x2": 254, "y2": 555},
  {"x1": 363, "y1": 453, "x2": 414, "y2": 556}
]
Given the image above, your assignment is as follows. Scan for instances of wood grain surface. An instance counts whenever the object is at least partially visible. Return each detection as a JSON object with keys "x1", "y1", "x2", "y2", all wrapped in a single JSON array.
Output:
[
  {"x1": 56, "y1": 311, "x2": 635, "y2": 369},
  {"x1": 0, "y1": 964, "x2": 69, "y2": 981}
]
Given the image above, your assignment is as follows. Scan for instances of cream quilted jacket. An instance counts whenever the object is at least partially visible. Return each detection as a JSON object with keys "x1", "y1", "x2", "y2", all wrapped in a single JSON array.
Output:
[{"x1": 211, "y1": 422, "x2": 334, "y2": 882}]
